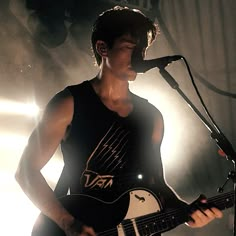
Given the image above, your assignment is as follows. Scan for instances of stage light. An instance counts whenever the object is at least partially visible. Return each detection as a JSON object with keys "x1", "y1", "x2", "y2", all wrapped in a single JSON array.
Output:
[
  {"x1": 0, "y1": 99, "x2": 40, "y2": 117},
  {"x1": 0, "y1": 133, "x2": 28, "y2": 150},
  {"x1": 138, "y1": 174, "x2": 143, "y2": 179}
]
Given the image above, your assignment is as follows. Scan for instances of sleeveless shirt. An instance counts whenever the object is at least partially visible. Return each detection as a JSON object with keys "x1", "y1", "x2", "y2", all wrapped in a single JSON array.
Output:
[{"x1": 61, "y1": 80, "x2": 162, "y2": 201}]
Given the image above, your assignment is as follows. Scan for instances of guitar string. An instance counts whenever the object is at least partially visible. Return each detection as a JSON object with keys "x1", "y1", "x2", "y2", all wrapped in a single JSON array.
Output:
[
  {"x1": 96, "y1": 191, "x2": 234, "y2": 235},
  {"x1": 128, "y1": 191, "x2": 234, "y2": 230},
  {"x1": 95, "y1": 207, "x2": 195, "y2": 235},
  {"x1": 96, "y1": 208, "x2": 188, "y2": 236},
  {"x1": 95, "y1": 208, "x2": 187, "y2": 235}
]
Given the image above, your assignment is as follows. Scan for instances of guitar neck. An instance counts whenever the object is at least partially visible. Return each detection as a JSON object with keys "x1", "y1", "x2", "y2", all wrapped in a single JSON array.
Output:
[
  {"x1": 208, "y1": 190, "x2": 234, "y2": 210},
  {"x1": 134, "y1": 190, "x2": 234, "y2": 235}
]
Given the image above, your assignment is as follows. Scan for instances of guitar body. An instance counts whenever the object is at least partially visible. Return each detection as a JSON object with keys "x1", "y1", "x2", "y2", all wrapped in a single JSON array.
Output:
[{"x1": 31, "y1": 189, "x2": 162, "y2": 236}]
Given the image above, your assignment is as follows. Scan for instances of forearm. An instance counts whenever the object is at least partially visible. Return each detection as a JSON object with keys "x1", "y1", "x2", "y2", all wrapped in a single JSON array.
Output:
[{"x1": 15, "y1": 169, "x2": 74, "y2": 231}]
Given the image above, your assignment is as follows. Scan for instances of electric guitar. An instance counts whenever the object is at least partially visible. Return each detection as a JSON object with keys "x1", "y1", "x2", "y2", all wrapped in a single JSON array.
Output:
[{"x1": 31, "y1": 188, "x2": 234, "y2": 236}]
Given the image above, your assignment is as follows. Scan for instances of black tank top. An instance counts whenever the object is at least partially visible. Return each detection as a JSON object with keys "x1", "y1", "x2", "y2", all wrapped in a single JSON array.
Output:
[{"x1": 61, "y1": 80, "x2": 160, "y2": 201}]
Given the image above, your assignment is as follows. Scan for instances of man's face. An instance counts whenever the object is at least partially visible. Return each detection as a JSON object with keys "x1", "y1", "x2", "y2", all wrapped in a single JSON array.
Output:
[{"x1": 105, "y1": 34, "x2": 147, "y2": 81}]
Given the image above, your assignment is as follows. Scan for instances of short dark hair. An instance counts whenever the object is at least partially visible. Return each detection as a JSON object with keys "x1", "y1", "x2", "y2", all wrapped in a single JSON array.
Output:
[{"x1": 91, "y1": 6, "x2": 157, "y2": 65}]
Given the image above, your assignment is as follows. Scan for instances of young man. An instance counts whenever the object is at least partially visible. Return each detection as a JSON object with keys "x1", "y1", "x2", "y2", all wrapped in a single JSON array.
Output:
[{"x1": 15, "y1": 6, "x2": 222, "y2": 236}]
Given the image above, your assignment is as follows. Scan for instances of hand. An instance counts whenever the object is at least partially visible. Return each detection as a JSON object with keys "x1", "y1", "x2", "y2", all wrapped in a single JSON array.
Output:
[
  {"x1": 186, "y1": 194, "x2": 223, "y2": 228},
  {"x1": 65, "y1": 219, "x2": 96, "y2": 236}
]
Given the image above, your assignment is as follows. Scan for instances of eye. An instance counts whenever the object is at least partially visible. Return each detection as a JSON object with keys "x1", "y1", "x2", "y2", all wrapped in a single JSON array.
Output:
[
  {"x1": 122, "y1": 42, "x2": 136, "y2": 49},
  {"x1": 125, "y1": 44, "x2": 135, "y2": 49}
]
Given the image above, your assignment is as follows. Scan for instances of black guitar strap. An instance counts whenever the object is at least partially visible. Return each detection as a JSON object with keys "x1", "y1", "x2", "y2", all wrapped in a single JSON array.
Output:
[{"x1": 53, "y1": 165, "x2": 69, "y2": 197}]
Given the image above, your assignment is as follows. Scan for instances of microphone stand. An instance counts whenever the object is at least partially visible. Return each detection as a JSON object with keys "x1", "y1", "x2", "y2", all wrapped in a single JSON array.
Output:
[{"x1": 159, "y1": 68, "x2": 236, "y2": 235}]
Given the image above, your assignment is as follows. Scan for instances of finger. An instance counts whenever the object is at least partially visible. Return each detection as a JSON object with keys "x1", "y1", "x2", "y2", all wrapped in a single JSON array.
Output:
[
  {"x1": 186, "y1": 216, "x2": 203, "y2": 228},
  {"x1": 201, "y1": 208, "x2": 217, "y2": 220},
  {"x1": 210, "y1": 207, "x2": 223, "y2": 218},
  {"x1": 192, "y1": 209, "x2": 207, "y2": 221},
  {"x1": 198, "y1": 194, "x2": 207, "y2": 202},
  {"x1": 188, "y1": 207, "x2": 223, "y2": 228},
  {"x1": 190, "y1": 208, "x2": 213, "y2": 227},
  {"x1": 199, "y1": 206, "x2": 223, "y2": 219},
  {"x1": 193, "y1": 198, "x2": 223, "y2": 219},
  {"x1": 190, "y1": 194, "x2": 207, "y2": 211},
  {"x1": 187, "y1": 210, "x2": 205, "y2": 228}
]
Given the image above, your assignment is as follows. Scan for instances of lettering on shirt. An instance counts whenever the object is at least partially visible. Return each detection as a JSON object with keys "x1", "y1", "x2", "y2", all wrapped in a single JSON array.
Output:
[{"x1": 83, "y1": 172, "x2": 113, "y2": 189}]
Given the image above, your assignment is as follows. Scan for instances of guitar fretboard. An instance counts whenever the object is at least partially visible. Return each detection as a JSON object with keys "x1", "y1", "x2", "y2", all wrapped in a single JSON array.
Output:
[{"x1": 122, "y1": 190, "x2": 234, "y2": 235}]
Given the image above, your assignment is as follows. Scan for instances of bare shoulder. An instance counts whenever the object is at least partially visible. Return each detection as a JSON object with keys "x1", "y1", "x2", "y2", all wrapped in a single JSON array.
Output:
[
  {"x1": 149, "y1": 104, "x2": 164, "y2": 144},
  {"x1": 147, "y1": 103, "x2": 164, "y2": 125},
  {"x1": 42, "y1": 88, "x2": 74, "y2": 125},
  {"x1": 16, "y1": 89, "x2": 74, "y2": 172},
  {"x1": 35, "y1": 87, "x2": 74, "y2": 146}
]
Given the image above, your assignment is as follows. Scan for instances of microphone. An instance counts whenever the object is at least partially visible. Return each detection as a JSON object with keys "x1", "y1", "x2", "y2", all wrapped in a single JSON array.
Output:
[{"x1": 132, "y1": 55, "x2": 183, "y2": 73}]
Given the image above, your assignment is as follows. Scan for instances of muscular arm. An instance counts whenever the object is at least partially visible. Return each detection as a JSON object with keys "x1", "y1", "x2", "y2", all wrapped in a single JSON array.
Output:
[
  {"x1": 151, "y1": 107, "x2": 222, "y2": 228},
  {"x1": 15, "y1": 89, "x2": 95, "y2": 235},
  {"x1": 151, "y1": 107, "x2": 188, "y2": 208}
]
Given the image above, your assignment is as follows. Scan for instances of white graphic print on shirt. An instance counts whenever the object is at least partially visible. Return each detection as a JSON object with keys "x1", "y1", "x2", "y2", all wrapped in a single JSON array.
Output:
[{"x1": 81, "y1": 122, "x2": 130, "y2": 189}]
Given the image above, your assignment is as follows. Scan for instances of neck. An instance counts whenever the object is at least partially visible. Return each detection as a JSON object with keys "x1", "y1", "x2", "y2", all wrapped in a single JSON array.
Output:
[
  {"x1": 91, "y1": 74, "x2": 131, "y2": 101},
  {"x1": 90, "y1": 74, "x2": 134, "y2": 117}
]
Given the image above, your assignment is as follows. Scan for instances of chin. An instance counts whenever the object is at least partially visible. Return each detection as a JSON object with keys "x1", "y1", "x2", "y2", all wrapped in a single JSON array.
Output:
[
  {"x1": 128, "y1": 76, "x2": 137, "y2": 82},
  {"x1": 127, "y1": 70, "x2": 137, "y2": 81},
  {"x1": 129, "y1": 72, "x2": 137, "y2": 81}
]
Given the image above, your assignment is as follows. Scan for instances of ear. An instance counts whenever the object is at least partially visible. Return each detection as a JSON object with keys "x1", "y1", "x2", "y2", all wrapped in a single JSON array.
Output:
[{"x1": 96, "y1": 40, "x2": 108, "y2": 57}]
